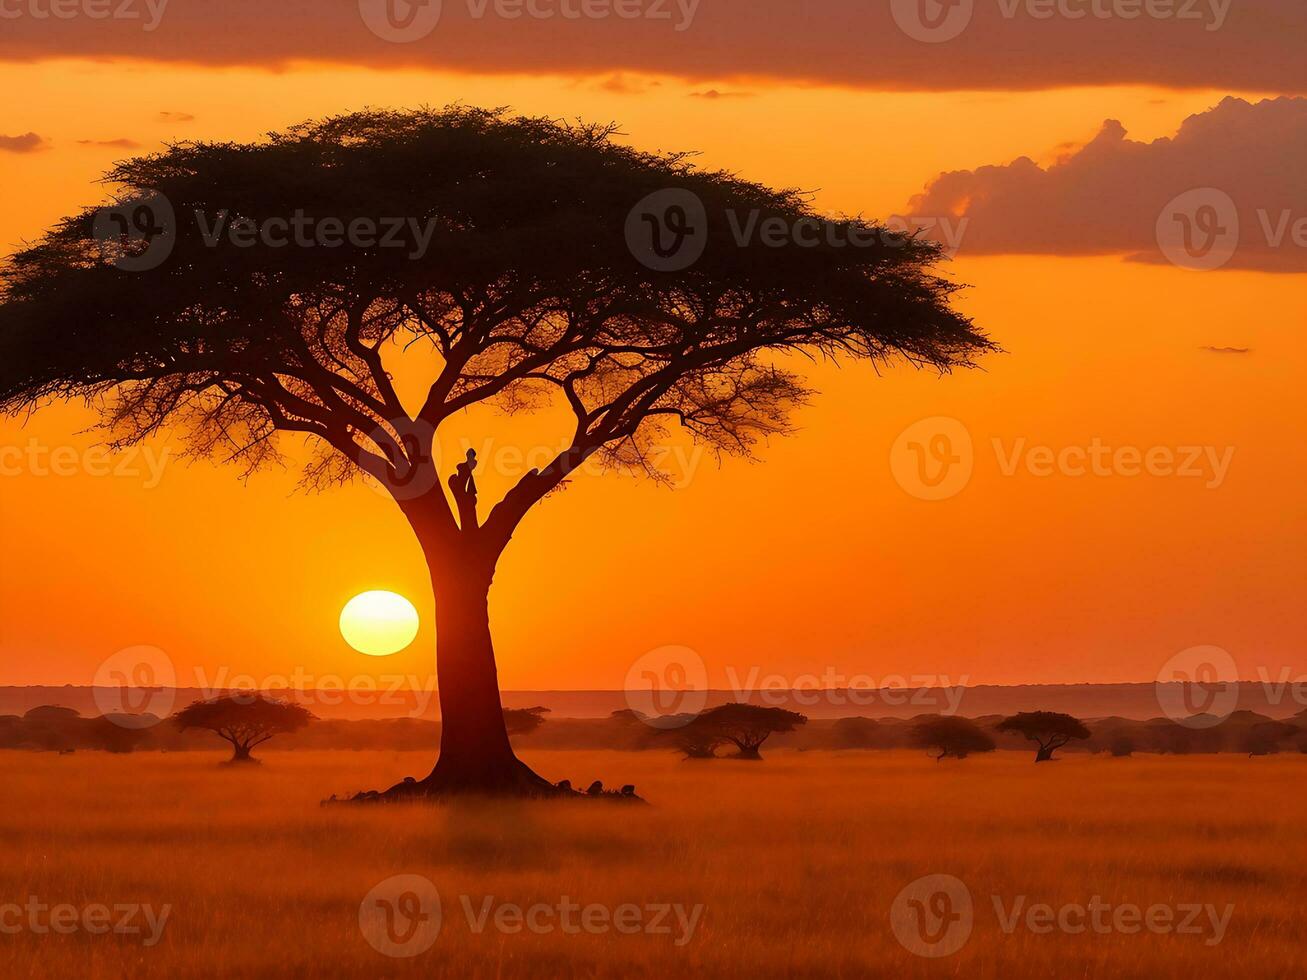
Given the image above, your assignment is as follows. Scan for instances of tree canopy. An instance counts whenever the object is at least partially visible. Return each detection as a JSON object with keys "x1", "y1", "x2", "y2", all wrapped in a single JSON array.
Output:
[
  {"x1": 910, "y1": 715, "x2": 996, "y2": 761},
  {"x1": 674, "y1": 702, "x2": 808, "y2": 760},
  {"x1": 0, "y1": 106, "x2": 991, "y2": 557},
  {"x1": 503, "y1": 705, "x2": 550, "y2": 737},
  {"x1": 996, "y1": 711, "x2": 1091, "y2": 762},
  {"x1": 173, "y1": 694, "x2": 315, "y2": 762}
]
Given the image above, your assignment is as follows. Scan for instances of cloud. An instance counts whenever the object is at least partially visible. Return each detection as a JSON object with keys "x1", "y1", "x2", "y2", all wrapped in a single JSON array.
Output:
[
  {"x1": 593, "y1": 73, "x2": 656, "y2": 95},
  {"x1": 158, "y1": 111, "x2": 196, "y2": 122},
  {"x1": 904, "y1": 97, "x2": 1307, "y2": 273},
  {"x1": 76, "y1": 138, "x2": 143, "y2": 149},
  {"x1": 0, "y1": 1, "x2": 1301, "y2": 93},
  {"x1": 1200, "y1": 346, "x2": 1252, "y2": 354},
  {"x1": 689, "y1": 89, "x2": 753, "y2": 100},
  {"x1": 0, "y1": 132, "x2": 47, "y2": 153}
]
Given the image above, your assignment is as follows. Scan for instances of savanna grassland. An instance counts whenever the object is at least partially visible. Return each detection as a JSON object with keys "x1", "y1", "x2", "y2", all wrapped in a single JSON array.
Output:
[{"x1": 3, "y1": 748, "x2": 1304, "y2": 978}]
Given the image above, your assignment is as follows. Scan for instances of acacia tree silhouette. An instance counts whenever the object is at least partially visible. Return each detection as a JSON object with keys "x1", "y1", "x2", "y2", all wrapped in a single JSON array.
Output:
[
  {"x1": 173, "y1": 695, "x2": 315, "y2": 763},
  {"x1": 0, "y1": 107, "x2": 993, "y2": 798},
  {"x1": 996, "y1": 711, "x2": 1091, "y2": 763}
]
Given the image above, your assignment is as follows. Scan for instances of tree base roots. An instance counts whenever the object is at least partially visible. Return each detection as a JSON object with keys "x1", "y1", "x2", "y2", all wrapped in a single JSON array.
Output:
[{"x1": 326, "y1": 759, "x2": 646, "y2": 805}]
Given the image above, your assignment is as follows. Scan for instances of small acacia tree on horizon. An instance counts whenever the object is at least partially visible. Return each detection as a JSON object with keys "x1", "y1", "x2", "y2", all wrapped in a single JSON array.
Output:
[
  {"x1": 503, "y1": 706, "x2": 550, "y2": 738},
  {"x1": 910, "y1": 715, "x2": 996, "y2": 761},
  {"x1": 680, "y1": 703, "x2": 808, "y2": 760},
  {"x1": 0, "y1": 106, "x2": 992, "y2": 799},
  {"x1": 173, "y1": 694, "x2": 315, "y2": 763},
  {"x1": 996, "y1": 711, "x2": 1091, "y2": 763}
]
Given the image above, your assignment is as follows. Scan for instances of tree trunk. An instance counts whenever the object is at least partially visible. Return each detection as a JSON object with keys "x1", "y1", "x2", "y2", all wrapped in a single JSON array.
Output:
[
  {"x1": 345, "y1": 488, "x2": 642, "y2": 804},
  {"x1": 1035, "y1": 745, "x2": 1055, "y2": 763},
  {"x1": 376, "y1": 537, "x2": 558, "y2": 799},
  {"x1": 230, "y1": 742, "x2": 254, "y2": 763},
  {"x1": 734, "y1": 742, "x2": 763, "y2": 760},
  {"x1": 421, "y1": 572, "x2": 553, "y2": 794}
]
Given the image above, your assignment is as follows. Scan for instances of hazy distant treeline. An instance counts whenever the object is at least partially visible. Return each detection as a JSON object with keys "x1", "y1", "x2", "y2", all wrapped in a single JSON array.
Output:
[{"x1": 3, "y1": 705, "x2": 1304, "y2": 757}]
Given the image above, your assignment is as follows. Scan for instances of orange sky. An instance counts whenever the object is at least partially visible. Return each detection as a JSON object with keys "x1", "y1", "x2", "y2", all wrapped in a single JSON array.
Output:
[{"x1": 0, "y1": 55, "x2": 1303, "y2": 691}]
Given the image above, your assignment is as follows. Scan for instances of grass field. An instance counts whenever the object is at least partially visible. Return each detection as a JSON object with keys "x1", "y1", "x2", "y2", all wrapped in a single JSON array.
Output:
[{"x1": 3, "y1": 748, "x2": 1304, "y2": 978}]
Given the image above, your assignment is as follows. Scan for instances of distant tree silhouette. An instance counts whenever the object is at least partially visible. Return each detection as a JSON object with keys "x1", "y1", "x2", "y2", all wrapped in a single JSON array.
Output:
[
  {"x1": 911, "y1": 716, "x2": 996, "y2": 760},
  {"x1": 685, "y1": 703, "x2": 808, "y2": 760},
  {"x1": 503, "y1": 705, "x2": 550, "y2": 737},
  {"x1": 830, "y1": 716, "x2": 882, "y2": 749},
  {"x1": 1241, "y1": 721, "x2": 1299, "y2": 757},
  {"x1": 173, "y1": 695, "x2": 315, "y2": 763},
  {"x1": 997, "y1": 711, "x2": 1091, "y2": 762},
  {"x1": 0, "y1": 107, "x2": 991, "y2": 798},
  {"x1": 20, "y1": 705, "x2": 82, "y2": 752},
  {"x1": 1109, "y1": 735, "x2": 1136, "y2": 758},
  {"x1": 668, "y1": 723, "x2": 728, "y2": 760}
]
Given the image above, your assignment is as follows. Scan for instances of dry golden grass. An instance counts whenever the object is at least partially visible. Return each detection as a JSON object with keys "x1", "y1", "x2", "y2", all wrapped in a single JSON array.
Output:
[{"x1": 2, "y1": 748, "x2": 1304, "y2": 978}]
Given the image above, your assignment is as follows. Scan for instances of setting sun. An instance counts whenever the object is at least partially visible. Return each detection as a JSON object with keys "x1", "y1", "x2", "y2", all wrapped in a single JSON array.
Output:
[{"x1": 339, "y1": 591, "x2": 420, "y2": 657}]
